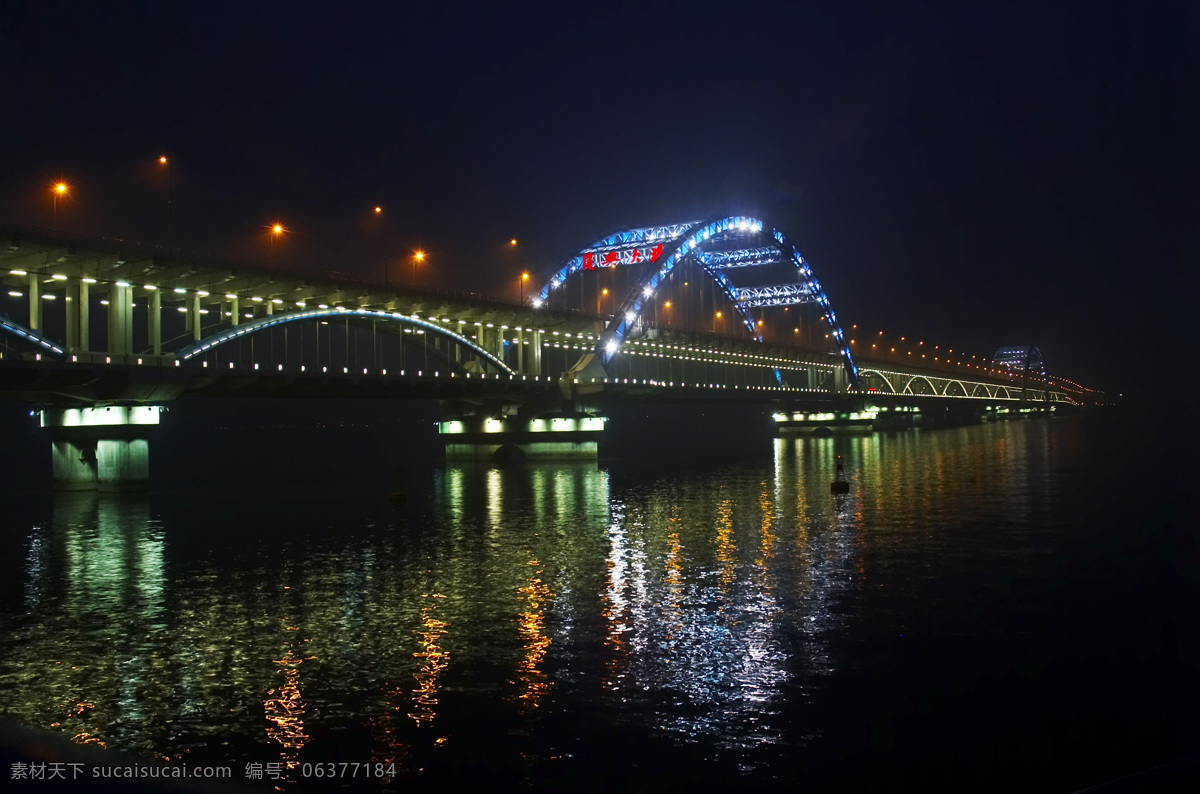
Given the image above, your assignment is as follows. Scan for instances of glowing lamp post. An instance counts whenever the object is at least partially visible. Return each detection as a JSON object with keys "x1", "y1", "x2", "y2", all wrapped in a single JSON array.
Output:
[
  {"x1": 412, "y1": 250, "x2": 425, "y2": 286},
  {"x1": 51, "y1": 182, "x2": 69, "y2": 229},
  {"x1": 158, "y1": 156, "x2": 173, "y2": 256},
  {"x1": 269, "y1": 223, "x2": 285, "y2": 260}
]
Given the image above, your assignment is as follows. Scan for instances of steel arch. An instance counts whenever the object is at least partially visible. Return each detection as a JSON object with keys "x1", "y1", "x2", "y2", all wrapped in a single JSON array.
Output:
[
  {"x1": 860, "y1": 369, "x2": 896, "y2": 394},
  {"x1": 531, "y1": 221, "x2": 703, "y2": 305},
  {"x1": 177, "y1": 308, "x2": 514, "y2": 373},
  {"x1": 0, "y1": 316, "x2": 65, "y2": 357},
  {"x1": 900, "y1": 375, "x2": 938, "y2": 395},
  {"x1": 594, "y1": 217, "x2": 858, "y2": 387}
]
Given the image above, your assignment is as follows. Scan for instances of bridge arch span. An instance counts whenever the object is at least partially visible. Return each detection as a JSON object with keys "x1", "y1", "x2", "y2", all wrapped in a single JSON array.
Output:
[
  {"x1": 532, "y1": 216, "x2": 858, "y2": 387},
  {"x1": 859, "y1": 368, "x2": 897, "y2": 394},
  {"x1": 901, "y1": 375, "x2": 938, "y2": 396},
  {"x1": 943, "y1": 380, "x2": 969, "y2": 397},
  {"x1": 178, "y1": 308, "x2": 515, "y2": 374}
]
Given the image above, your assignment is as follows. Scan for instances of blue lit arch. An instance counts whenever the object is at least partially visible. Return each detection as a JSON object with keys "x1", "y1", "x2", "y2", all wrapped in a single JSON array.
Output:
[
  {"x1": 177, "y1": 308, "x2": 514, "y2": 374},
  {"x1": 0, "y1": 316, "x2": 65, "y2": 357}
]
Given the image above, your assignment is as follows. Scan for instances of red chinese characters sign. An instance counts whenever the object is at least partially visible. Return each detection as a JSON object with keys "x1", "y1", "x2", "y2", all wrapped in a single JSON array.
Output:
[{"x1": 580, "y1": 244, "x2": 664, "y2": 270}]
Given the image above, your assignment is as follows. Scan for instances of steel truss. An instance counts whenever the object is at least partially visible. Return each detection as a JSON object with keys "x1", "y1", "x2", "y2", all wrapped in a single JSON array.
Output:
[
  {"x1": 735, "y1": 283, "x2": 818, "y2": 307},
  {"x1": 696, "y1": 246, "x2": 782, "y2": 268}
]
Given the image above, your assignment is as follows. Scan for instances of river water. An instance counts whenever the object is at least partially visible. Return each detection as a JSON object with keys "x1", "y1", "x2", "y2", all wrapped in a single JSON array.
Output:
[{"x1": 0, "y1": 401, "x2": 1194, "y2": 791}]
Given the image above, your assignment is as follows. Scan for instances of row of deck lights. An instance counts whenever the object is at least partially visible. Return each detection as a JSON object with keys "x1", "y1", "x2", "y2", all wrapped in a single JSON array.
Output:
[
  {"x1": 44, "y1": 348, "x2": 1060, "y2": 403},
  {"x1": 11, "y1": 273, "x2": 1058, "y2": 391}
]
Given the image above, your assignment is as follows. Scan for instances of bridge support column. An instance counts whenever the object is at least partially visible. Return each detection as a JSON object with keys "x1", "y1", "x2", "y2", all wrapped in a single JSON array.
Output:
[
  {"x1": 229, "y1": 296, "x2": 239, "y2": 326},
  {"x1": 439, "y1": 413, "x2": 606, "y2": 461},
  {"x1": 190, "y1": 293, "x2": 202, "y2": 340},
  {"x1": 28, "y1": 276, "x2": 40, "y2": 330},
  {"x1": 531, "y1": 330, "x2": 543, "y2": 375},
  {"x1": 107, "y1": 283, "x2": 132, "y2": 355},
  {"x1": 832, "y1": 366, "x2": 848, "y2": 393},
  {"x1": 149, "y1": 287, "x2": 161, "y2": 355},
  {"x1": 40, "y1": 406, "x2": 162, "y2": 491},
  {"x1": 65, "y1": 281, "x2": 80, "y2": 349},
  {"x1": 78, "y1": 278, "x2": 89, "y2": 351}
]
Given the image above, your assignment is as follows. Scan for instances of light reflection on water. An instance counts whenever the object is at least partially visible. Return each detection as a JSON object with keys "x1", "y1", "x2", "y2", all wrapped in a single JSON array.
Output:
[{"x1": 0, "y1": 418, "x2": 1166, "y2": 787}]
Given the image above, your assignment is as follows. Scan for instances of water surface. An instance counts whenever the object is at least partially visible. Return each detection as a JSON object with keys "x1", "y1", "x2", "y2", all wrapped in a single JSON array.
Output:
[{"x1": 0, "y1": 407, "x2": 1194, "y2": 791}]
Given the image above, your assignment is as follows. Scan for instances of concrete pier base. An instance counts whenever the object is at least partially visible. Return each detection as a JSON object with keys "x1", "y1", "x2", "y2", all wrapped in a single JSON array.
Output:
[
  {"x1": 440, "y1": 415, "x2": 606, "y2": 461},
  {"x1": 41, "y1": 406, "x2": 161, "y2": 491},
  {"x1": 50, "y1": 439, "x2": 99, "y2": 491},
  {"x1": 97, "y1": 438, "x2": 151, "y2": 491},
  {"x1": 772, "y1": 408, "x2": 881, "y2": 437}
]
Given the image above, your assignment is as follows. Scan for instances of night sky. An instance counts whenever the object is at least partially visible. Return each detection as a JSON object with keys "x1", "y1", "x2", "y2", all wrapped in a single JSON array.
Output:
[{"x1": 1, "y1": 1, "x2": 1191, "y2": 394}]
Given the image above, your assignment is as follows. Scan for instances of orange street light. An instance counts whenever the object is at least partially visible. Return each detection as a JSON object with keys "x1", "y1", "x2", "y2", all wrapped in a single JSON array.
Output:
[
  {"x1": 510, "y1": 238, "x2": 518, "y2": 246},
  {"x1": 268, "y1": 222, "x2": 286, "y2": 260},
  {"x1": 412, "y1": 250, "x2": 425, "y2": 285},
  {"x1": 51, "y1": 181, "x2": 69, "y2": 229},
  {"x1": 158, "y1": 156, "x2": 173, "y2": 254},
  {"x1": 521, "y1": 271, "x2": 530, "y2": 302}
]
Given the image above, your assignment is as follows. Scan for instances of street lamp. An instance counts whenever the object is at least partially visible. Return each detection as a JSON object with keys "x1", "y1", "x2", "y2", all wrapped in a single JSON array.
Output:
[
  {"x1": 521, "y1": 271, "x2": 529, "y2": 303},
  {"x1": 268, "y1": 222, "x2": 286, "y2": 260},
  {"x1": 51, "y1": 181, "x2": 69, "y2": 229},
  {"x1": 371, "y1": 206, "x2": 387, "y2": 284},
  {"x1": 158, "y1": 156, "x2": 172, "y2": 256},
  {"x1": 412, "y1": 250, "x2": 425, "y2": 286}
]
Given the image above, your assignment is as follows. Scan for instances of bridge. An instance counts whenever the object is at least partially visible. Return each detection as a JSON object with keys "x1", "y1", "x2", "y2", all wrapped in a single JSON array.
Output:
[{"x1": 0, "y1": 218, "x2": 1089, "y2": 490}]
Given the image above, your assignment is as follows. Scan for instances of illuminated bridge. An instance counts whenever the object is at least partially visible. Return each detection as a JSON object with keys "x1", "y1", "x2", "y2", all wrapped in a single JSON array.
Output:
[{"x1": 0, "y1": 219, "x2": 1088, "y2": 489}]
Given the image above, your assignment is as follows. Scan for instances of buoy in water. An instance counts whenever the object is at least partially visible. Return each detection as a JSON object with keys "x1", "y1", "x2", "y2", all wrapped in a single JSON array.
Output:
[{"x1": 830, "y1": 454, "x2": 850, "y2": 493}]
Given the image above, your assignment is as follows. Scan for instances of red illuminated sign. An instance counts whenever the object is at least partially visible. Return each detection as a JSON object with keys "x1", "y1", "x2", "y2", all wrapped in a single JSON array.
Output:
[{"x1": 578, "y1": 243, "x2": 667, "y2": 270}]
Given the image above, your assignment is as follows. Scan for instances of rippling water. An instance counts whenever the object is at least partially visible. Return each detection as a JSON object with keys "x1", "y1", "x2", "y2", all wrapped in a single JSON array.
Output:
[{"x1": 0, "y1": 406, "x2": 1194, "y2": 791}]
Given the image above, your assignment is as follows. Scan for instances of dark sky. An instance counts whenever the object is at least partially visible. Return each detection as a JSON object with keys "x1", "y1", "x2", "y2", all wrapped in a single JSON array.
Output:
[{"x1": 1, "y1": 1, "x2": 1192, "y2": 393}]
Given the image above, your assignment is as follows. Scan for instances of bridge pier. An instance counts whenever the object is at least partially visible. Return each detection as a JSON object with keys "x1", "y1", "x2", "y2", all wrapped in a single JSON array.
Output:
[
  {"x1": 439, "y1": 412, "x2": 606, "y2": 462},
  {"x1": 40, "y1": 406, "x2": 162, "y2": 491},
  {"x1": 772, "y1": 407, "x2": 880, "y2": 436}
]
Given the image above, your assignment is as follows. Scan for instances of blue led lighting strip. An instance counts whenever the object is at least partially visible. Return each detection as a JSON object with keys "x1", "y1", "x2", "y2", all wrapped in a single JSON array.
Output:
[{"x1": 0, "y1": 316, "x2": 66, "y2": 356}]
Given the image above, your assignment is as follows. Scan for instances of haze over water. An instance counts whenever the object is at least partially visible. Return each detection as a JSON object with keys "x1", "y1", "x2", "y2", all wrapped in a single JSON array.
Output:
[{"x1": 0, "y1": 402, "x2": 1194, "y2": 791}]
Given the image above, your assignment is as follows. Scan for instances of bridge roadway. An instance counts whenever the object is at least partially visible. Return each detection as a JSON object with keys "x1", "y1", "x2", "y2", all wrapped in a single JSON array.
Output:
[{"x1": 1, "y1": 222, "x2": 1083, "y2": 488}]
